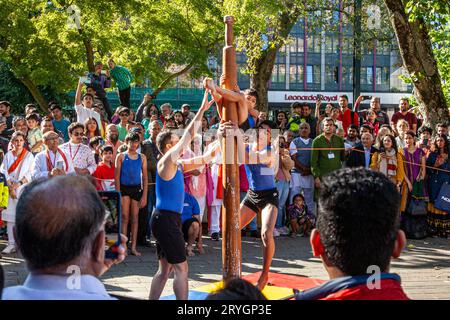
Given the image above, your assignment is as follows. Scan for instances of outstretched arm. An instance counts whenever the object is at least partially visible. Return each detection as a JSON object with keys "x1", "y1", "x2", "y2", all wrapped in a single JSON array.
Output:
[
  {"x1": 158, "y1": 90, "x2": 214, "y2": 180},
  {"x1": 75, "y1": 80, "x2": 83, "y2": 106},
  {"x1": 179, "y1": 140, "x2": 220, "y2": 173}
]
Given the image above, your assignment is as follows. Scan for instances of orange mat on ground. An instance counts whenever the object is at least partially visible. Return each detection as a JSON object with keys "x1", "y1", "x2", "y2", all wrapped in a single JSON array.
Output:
[
  {"x1": 161, "y1": 272, "x2": 326, "y2": 300},
  {"x1": 242, "y1": 271, "x2": 326, "y2": 291}
]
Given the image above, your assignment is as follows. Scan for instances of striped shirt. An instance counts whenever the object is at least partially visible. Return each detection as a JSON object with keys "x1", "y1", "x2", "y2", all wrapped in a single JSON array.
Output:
[{"x1": 109, "y1": 66, "x2": 133, "y2": 90}]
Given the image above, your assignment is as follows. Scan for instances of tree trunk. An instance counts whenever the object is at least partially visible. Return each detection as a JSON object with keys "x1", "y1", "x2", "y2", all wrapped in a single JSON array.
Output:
[
  {"x1": 19, "y1": 75, "x2": 48, "y2": 112},
  {"x1": 250, "y1": 49, "x2": 278, "y2": 113},
  {"x1": 78, "y1": 28, "x2": 95, "y2": 72},
  {"x1": 383, "y1": 0, "x2": 448, "y2": 128},
  {"x1": 84, "y1": 38, "x2": 95, "y2": 72}
]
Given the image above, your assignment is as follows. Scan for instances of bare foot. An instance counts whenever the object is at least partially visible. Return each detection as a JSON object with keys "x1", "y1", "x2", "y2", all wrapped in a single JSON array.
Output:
[
  {"x1": 196, "y1": 243, "x2": 204, "y2": 254},
  {"x1": 256, "y1": 274, "x2": 269, "y2": 291},
  {"x1": 130, "y1": 249, "x2": 141, "y2": 256}
]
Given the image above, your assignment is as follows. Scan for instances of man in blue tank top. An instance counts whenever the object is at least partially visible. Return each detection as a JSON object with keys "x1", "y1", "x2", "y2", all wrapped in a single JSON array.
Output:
[
  {"x1": 218, "y1": 119, "x2": 279, "y2": 291},
  {"x1": 149, "y1": 90, "x2": 219, "y2": 300}
]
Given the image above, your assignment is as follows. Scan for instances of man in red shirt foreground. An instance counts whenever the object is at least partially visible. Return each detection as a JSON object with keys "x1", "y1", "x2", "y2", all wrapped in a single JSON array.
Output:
[{"x1": 296, "y1": 168, "x2": 409, "y2": 300}]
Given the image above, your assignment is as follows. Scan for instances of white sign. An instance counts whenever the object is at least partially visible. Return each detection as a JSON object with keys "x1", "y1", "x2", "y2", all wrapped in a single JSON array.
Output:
[{"x1": 268, "y1": 91, "x2": 411, "y2": 105}]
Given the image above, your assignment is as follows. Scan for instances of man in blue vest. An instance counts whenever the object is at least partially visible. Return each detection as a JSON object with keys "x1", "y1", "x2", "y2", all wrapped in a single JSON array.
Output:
[{"x1": 289, "y1": 122, "x2": 315, "y2": 216}]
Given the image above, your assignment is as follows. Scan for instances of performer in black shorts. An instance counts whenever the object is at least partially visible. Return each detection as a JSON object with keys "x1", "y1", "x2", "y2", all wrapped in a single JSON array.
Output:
[
  {"x1": 218, "y1": 119, "x2": 279, "y2": 291},
  {"x1": 149, "y1": 90, "x2": 219, "y2": 300}
]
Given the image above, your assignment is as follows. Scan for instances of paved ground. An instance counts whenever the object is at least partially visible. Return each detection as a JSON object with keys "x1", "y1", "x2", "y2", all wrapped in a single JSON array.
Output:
[{"x1": 1, "y1": 235, "x2": 450, "y2": 300}]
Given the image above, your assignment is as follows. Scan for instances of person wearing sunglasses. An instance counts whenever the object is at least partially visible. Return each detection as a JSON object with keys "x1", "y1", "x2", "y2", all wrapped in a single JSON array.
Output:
[
  {"x1": 60, "y1": 122, "x2": 97, "y2": 176},
  {"x1": 116, "y1": 106, "x2": 131, "y2": 142}
]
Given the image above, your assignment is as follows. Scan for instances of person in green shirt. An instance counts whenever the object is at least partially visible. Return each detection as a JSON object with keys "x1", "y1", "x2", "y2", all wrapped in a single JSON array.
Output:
[
  {"x1": 107, "y1": 59, "x2": 133, "y2": 109},
  {"x1": 311, "y1": 117, "x2": 345, "y2": 190},
  {"x1": 116, "y1": 107, "x2": 130, "y2": 142}
]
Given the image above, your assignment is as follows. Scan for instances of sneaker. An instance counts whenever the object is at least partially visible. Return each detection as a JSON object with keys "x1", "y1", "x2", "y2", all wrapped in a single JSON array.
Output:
[
  {"x1": 273, "y1": 228, "x2": 280, "y2": 237},
  {"x1": 211, "y1": 232, "x2": 220, "y2": 241},
  {"x1": 2, "y1": 244, "x2": 16, "y2": 254}
]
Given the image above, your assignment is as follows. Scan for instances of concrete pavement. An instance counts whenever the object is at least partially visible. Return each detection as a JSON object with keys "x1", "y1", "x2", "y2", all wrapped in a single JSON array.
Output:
[{"x1": 2, "y1": 236, "x2": 450, "y2": 300}]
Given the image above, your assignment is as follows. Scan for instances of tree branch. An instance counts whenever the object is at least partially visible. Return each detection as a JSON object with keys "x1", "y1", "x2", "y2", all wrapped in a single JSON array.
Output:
[{"x1": 152, "y1": 62, "x2": 195, "y2": 97}]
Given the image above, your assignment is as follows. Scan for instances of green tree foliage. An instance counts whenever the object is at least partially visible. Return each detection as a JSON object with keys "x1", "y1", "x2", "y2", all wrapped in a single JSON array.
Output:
[
  {"x1": 0, "y1": 0, "x2": 224, "y2": 110},
  {"x1": 405, "y1": 0, "x2": 450, "y2": 103}
]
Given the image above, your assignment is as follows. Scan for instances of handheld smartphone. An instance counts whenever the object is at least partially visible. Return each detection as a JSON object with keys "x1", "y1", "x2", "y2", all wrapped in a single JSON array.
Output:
[
  {"x1": 0, "y1": 116, "x2": 6, "y2": 124},
  {"x1": 99, "y1": 139, "x2": 105, "y2": 146},
  {"x1": 317, "y1": 94, "x2": 324, "y2": 101},
  {"x1": 98, "y1": 191, "x2": 122, "y2": 259},
  {"x1": 362, "y1": 95, "x2": 372, "y2": 100},
  {"x1": 422, "y1": 138, "x2": 429, "y2": 146},
  {"x1": 56, "y1": 160, "x2": 64, "y2": 170},
  {"x1": 101, "y1": 70, "x2": 107, "y2": 75},
  {"x1": 80, "y1": 76, "x2": 91, "y2": 85}
]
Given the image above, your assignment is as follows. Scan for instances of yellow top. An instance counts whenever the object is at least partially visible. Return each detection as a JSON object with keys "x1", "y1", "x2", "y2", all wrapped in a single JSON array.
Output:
[{"x1": 370, "y1": 150, "x2": 405, "y2": 184}]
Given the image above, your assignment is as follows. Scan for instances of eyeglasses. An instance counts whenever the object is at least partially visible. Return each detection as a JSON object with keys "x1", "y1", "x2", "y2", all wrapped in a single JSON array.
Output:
[
  {"x1": 72, "y1": 132, "x2": 83, "y2": 137},
  {"x1": 120, "y1": 113, "x2": 130, "y2": 117}
]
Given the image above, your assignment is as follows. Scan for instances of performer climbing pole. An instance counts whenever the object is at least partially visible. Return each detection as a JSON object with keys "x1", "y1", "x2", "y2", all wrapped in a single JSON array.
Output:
[{"x1": 221, "y1": 15, "x2": 241, "y2": 285}]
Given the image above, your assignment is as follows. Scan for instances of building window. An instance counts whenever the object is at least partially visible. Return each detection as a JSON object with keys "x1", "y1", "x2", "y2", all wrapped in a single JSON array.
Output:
[
  {"x1": 272, "y1": 64, "x2": 286, "y2": 83},
  {"x1": 298, "y1": 38, "x2": 304, "y2": 52},
  {"x1": 326, "y1": 65, "x2": 338, "y2": 84},
  {"x1": 376, "y1": 67, "x2": 382, "y2": 85},
  {"x1": 367, "y1": 66, "x2": 373, "y2": 85},
  {"x1": 307, "y1": 35, "x2": 321, "y2": 53},
  {"x1": 290, "y1": 39, "x2": 297, "y2": 53},
  {"x1": 342, "y1": 37, "x2": 352, "y2": 54},
  {"x1": 325, "y1": 35, "x2": 333, "y2": 53},
  {"x1": 342, "y1": 66, "x2": 353, "y2": 85},
  {"x1": 290, "y1": 37, "x2": 305, "y2": 53},
  {"x1": 307, "y1": 65, "x2": 320, "y2": 83}
]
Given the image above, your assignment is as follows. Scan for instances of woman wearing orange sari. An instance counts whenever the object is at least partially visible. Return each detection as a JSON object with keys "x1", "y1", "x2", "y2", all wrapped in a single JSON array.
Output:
[{"x1": 0, "y1": 131, "x2": 34, "y2": 254}]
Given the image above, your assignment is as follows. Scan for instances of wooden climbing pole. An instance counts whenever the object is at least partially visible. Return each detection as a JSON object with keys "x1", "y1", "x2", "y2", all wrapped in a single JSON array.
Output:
[{"x1": 221, "y1": 15, "x2": 241, "y2": 285}]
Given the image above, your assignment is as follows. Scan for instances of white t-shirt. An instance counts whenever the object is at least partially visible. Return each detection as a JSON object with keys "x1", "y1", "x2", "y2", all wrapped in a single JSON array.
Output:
[{"x1": 75, "y1": 104, "x2": 101, "y2": 128}]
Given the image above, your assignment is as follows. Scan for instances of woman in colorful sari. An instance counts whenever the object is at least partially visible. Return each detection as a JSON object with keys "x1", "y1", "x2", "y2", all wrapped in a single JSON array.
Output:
[
  {"x1": 426, "y1": 134, "x2": 450, "y2": 238},
  {"x1": 400, "y1": 131, "x2": 427, "y2": 212},
  {"x1": 0, "y1": 131, "x2": 34, "y2": 254}
]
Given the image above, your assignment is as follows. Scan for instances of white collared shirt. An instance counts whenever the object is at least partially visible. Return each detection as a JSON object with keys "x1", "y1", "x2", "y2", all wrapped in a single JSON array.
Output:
[
  {"x1": 33, "y1": 148, "x2": 75, "y2": 180},
  {"x1": 60, "y1": 142, "x2": 97, "y2": 174}
]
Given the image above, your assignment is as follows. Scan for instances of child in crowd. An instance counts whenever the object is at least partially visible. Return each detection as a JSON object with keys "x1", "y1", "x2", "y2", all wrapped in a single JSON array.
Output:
[
  {"x1": 25, "y1": 113, "x2": 44, "y2": 155},
  {"x1": 115, "y1": 132, "x2": 148, "y2": 256},
  {"x1": 116, "y1": 107, "x2": 131, "y2": 141},
  {"x1": 89, "y1": 136, "x2": 104, "y2": 164},
  {"x1": 287, "y1": 194, "x2": 314, "y2": 237},
  {"x1": 92, "y1": 145, "x2": 115, "y2": 191}
]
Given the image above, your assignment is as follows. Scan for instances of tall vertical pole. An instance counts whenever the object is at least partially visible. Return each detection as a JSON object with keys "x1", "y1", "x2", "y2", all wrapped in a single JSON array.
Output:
[{"x1": 221, "y1": 16, "x2": 241, "y2": 285}]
